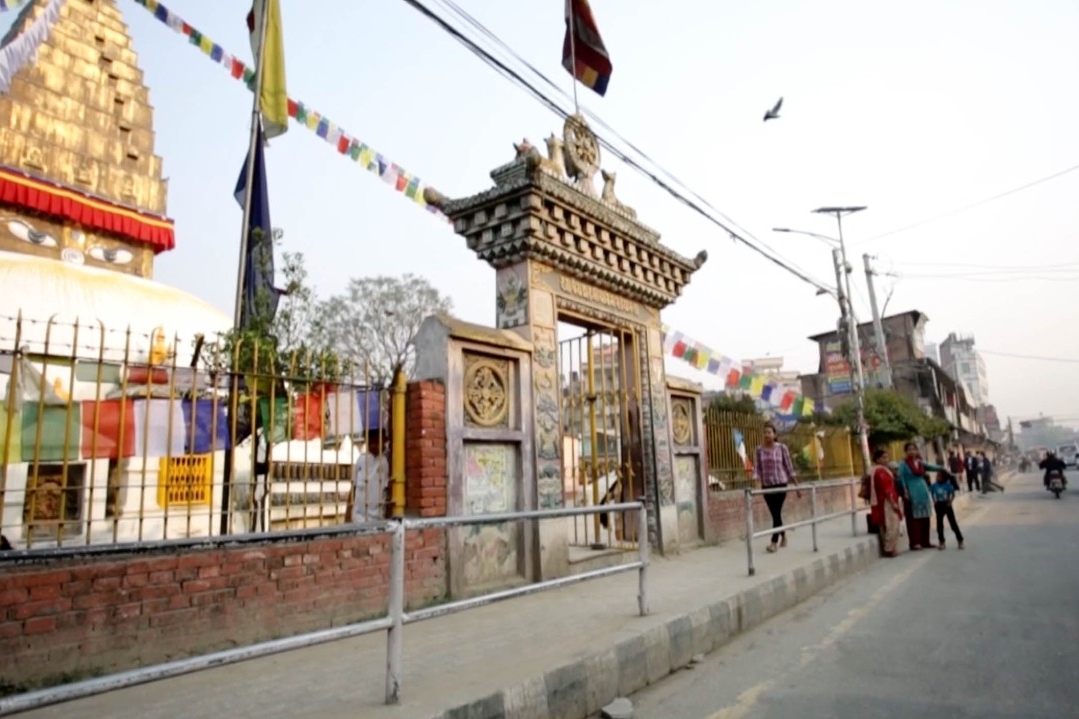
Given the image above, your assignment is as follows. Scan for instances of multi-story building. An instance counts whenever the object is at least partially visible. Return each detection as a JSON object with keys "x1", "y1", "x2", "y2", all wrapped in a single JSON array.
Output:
[{"x1": 939, "y1": 333, "x2": 989, "y2": 407}]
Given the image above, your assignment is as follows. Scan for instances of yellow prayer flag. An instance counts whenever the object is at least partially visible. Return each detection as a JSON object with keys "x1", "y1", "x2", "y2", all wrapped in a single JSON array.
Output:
[
  {"x1": 249, "y1": 0, "x2": 288, "y2": 139},
  {"x1": 802, "y1": 398, "x2": 816, "y2": 416},
  {"x1": 750, "y1": 375, "x2": 764, "y2": 396}
]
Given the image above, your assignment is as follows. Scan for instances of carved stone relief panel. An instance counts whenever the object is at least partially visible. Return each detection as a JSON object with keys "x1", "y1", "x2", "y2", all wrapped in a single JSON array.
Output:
[
  {"x1": 671, "y1": 398, "x2": 695, "y2": 447},
  {"x1": 648, "y1": 355, "x2": 675, "y2": 506},
  {"x1": 531, "y1": 325, "x2": 563, "y2": 509},
  {"x1": 462, "y1": 353, "x2": 512, "y2": 429},
  {"x1": 495, "y1": 265, "x2": 529, "y2": 330}
]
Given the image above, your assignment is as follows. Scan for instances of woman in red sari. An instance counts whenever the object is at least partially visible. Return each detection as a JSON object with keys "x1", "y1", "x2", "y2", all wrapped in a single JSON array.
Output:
[{"x1": 870, "y1": 448, "x2": 904, "y2": 557}]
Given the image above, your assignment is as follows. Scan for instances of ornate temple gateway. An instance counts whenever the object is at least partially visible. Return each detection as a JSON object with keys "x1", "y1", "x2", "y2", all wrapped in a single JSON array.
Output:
[{"x1": 421, "y1": 114, "x2": 711, "y2": 576}]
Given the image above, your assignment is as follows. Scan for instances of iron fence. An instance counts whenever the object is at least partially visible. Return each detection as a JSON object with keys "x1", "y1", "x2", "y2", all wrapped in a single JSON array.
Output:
[
  {"x1": 702, "y1": 409, "x2": 865, "y2": 491},
  {"x1": 0, "y1": 313, "x2": 402, "y2": 552}
]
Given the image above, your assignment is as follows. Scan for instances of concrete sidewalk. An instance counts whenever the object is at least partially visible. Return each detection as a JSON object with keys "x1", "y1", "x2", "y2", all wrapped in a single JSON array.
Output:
[{"x1": 15, "y1": 476, "x2": 1013, "y2": 719}]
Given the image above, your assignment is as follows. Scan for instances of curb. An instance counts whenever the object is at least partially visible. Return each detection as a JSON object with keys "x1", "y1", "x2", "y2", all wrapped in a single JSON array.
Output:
[{"x1": 427, "y1": 536, "x2": 880, "y2": 719}]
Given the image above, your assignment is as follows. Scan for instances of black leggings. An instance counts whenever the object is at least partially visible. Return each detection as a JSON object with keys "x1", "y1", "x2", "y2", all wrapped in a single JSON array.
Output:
[
  {"x1": 764, "y1": 488, "x2": 788, "y2": 544},
  {"x1": 935, "y1": 501, "x2": 963, "y2": 543}
]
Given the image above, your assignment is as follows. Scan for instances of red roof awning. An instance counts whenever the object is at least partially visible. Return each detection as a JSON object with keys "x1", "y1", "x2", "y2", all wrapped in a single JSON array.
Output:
[{"x1": 0, "y1": 166, "x2": 175, "y2": 253}]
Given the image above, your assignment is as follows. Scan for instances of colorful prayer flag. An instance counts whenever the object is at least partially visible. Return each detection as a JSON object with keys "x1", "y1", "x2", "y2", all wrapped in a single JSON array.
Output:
[
  {"x1": 257, "y1": 396, "x2": 291, "y2": 444},
  {"x1": 672, "y1": 340, "x2": 688, "y2": 359},
  {"x1": 749, "y1": 376, "x2": 764, "y2": 397},
  {"x1": 21, "y1": 403, "x2": 80, "y2": 462},
  {"x1": 761, "y1": 384, "x2": 774, "y2": 403},
  {"x1": 562, "y1": 0, "x2": 612, "y2": 97},
  {"x1": 247, "y1": 0, "x2": 288, "y2": 139},
  {"x1": 293, "y1": 393, "x2": 323, "y2": 441},
  {"x1": 780, "y1": 392, "x2": 795, "y2": 412},
  {"x1": 80, "y1": 399, "x2": 136, "y2": 459},
  {"x1": 234, "y1": 122, "x2": 281, "y2": 329},
  {"x1": 132, "y1": 399, "x2": 186, "y2": 458},
  {"x1": 181, "y1": 399, "x2": 230, "y2": 454},
  {"x1": 802, "y1": 398, "x2": 816, "y2": 417}
]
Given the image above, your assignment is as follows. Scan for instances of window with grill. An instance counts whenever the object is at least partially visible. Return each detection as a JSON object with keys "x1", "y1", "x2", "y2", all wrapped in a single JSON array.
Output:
[{"x1": 157, "y1": 454, "x2": 213, "y2": 509}]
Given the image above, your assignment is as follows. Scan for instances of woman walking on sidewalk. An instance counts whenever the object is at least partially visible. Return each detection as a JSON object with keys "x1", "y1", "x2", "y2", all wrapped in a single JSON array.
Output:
[
  {"x1": 897, "y1": 442, "x2": 943, "y2": 550},
  {"x1": 869, "y1": 448, "x2": 904, "y2": 557},
  {"x1": 752, "y1": 423, "x2": 800, "y2": 554}
]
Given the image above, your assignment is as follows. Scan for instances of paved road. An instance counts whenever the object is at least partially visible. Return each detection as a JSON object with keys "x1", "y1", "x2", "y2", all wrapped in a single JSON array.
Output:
[{"x1": 631, "y1": 472, "x2": 1079, "y2": 719}]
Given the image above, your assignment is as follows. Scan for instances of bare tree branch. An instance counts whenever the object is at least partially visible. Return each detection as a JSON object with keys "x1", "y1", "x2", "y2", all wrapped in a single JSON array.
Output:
[{"x1": 318, "y1": 274, "x2": 453, "y2": 385}]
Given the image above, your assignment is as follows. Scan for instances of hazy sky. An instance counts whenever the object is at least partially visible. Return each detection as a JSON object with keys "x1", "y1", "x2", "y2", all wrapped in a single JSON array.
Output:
[{"x1": 8, "y1": 0, "x2": 1079, "y2": 427}]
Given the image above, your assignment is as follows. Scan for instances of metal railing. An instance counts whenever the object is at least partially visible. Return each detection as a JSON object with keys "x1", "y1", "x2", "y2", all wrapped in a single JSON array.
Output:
[
  {"x1": 0, "y1": 502, "x2": 648, "y2": 716},
  {"x1": 743, "y1": 478, "x2": 861, "y2": 576},
  {"x1": 0, "y1": 312, "x2": 404, "y2": 553}
]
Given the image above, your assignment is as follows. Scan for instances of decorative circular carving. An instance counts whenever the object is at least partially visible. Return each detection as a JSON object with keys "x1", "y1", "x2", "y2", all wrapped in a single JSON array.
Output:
[
  {"x1": 61, "y1": 248, "x2": 85, "y2": 265},
  {"x1": 563, "y1": 114, "x2": 600, "y2": 183},
  {"x1": 464, "y1": 359, "x2": 510, "y2": 427},
  {"x1": 671, "y1": 402, "x2": 692, "y2": 445}
]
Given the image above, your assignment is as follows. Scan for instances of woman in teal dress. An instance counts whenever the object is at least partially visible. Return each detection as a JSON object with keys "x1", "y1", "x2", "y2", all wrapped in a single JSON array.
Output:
[{"x1": 897, "y1": 442, "x2": 943, "y2": 550}]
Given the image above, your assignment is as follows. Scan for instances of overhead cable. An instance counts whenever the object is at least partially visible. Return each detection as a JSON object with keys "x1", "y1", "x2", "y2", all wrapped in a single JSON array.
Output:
[{"x1": 400, "y1": 0, "x2": 832, "y2": 293}]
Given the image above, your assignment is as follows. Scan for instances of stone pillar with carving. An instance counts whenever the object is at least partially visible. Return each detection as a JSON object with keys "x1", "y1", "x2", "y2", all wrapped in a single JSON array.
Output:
[{"x1": 425, "y1": 116, "x2": 709, "y2": 556}]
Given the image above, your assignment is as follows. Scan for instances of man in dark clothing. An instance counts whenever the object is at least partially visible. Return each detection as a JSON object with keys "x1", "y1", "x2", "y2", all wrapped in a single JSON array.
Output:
[
  {"x1": 980, "y1": 452, "x2": 1004, "y2": 493},
  {"x1": 948, "y1": 451, "x2": 965, "y2": 488},
  {"x1": 1040, "y1": 452, "x2": 1067, "y2": 489},
  {"x1": 965, "y1": 452, "x2": 981, "y2": 493}
]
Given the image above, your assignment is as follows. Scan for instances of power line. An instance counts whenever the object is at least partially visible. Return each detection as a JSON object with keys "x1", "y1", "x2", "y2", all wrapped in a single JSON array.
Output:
[
  {"x1": 896, "y1": 272, "x2": 1079, "y2": 283},
  {"x1": 855, "y1": 161, "x2": 1079, "y2": 246},
  {"x1": 979, "y1": 349, "x2": 1079, "y2": 364},
  {"x1": 402, "y1": 0, "x2": 832, "y2": 293}
]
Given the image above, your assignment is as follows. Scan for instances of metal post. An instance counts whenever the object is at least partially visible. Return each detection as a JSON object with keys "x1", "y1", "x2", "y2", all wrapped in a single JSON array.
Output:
[
  {"x1": 850, "y1": 479, "x2": 859, "y2": 537},
  {"x1": 385, "y1": 521, "x2": 405, "y2": 704},
  {"x1": 810, "y1": 485, "x2": 819, "y2": 552},
  {"x1": 637, "y1": 505, "x2": 650, "y2": 616},
  {"x1": 390, "y1": 367, "x2": 407, "y2": 518},
  {"x1": 744, "y1": 489, "x2": 755, "y2": 576},
  {"x1": 832, "y1": 247, "x2": 872, "y2": 476},
  {"x1": 862, "y1": 253, "x2": 892, "y2": 388}
]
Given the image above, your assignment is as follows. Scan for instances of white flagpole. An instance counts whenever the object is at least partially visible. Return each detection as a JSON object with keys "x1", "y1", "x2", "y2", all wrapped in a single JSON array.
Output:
[{"x1": 222, "y1": 0, "x2": 272, "y2": 537}]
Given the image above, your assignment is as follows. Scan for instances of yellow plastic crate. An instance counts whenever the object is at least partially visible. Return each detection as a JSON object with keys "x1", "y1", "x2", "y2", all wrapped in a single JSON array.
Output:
[{"x1": 157, "y1": 454, "x2": 212, "y2": 509}]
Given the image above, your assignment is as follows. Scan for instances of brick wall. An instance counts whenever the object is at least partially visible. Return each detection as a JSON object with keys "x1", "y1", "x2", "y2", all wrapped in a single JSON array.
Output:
[
  {"x1": 706, "y1": 483, "x2": 858, "y2": 543},
  {"x1": 0, "y1": 527, "x2": 447, "y2": 689},
  {"x1": 406, "y1": 380, "x2": 447, "y2": 518}
]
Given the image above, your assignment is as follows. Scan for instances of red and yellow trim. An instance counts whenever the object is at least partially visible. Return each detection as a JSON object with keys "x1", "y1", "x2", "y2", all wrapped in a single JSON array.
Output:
[{"x1": 0, "y1": 166, "x2": 175, "y2": 253}]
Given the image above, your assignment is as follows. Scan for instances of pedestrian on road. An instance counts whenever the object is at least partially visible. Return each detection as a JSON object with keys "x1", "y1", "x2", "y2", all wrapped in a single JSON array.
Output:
[
  {"x1": 752, "y1": 423, "x2": 800, "y2": 554},
  {"x1": 898, "y1": 442, "x2": 942, "y2": 551},
  {"x1": 965, "y1": 452, "x2": 981, "y2": 493},
  {"x1": 948, "y1": 450, "x2": 965, "y2": 488},
  {"x1": 980, "y1": 452, "x2": 1004, "y2": 493},
  {"x1": 869, "y1": 448, "x2": 904, "y2": 557},
  {"x1": 932, "y1": 471, "x2": 965, "y2": 550}
]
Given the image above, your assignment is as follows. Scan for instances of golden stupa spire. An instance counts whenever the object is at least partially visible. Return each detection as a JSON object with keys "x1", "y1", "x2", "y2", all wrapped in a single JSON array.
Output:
[{"x1": 0, "y1": 0, "x2": 173, "y2": 278}]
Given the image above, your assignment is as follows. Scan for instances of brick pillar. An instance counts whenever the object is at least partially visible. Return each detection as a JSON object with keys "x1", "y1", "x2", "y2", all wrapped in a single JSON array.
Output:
[{"x1": 405, "y1": 381, "x2": 448, "y2": 517}]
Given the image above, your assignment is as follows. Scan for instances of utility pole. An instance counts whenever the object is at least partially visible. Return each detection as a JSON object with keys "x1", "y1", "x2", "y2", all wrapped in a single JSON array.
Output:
[
  {"x1": 862, "y1": 253, "x2": 893, "y2": 388},
  {"x1": 832, "y1": 248, "x2": 872, "y2": 472},
  {"x1": 815, "y1": 207, "x2": 871, "y2": 470}
]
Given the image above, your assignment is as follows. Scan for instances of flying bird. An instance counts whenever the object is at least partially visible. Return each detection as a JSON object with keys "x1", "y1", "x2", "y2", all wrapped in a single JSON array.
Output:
[{"x1": 763, "y1": 97, "x2": 783, "y2": 122}]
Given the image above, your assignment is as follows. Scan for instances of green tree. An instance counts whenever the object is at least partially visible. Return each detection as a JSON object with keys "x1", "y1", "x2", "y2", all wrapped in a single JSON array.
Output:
[
  {"x1": 827, "y1": 389, "x2": 952, "y2": 446},
  {"x1": 706, "y1": 393, "x2": 762, "y2": 417}
]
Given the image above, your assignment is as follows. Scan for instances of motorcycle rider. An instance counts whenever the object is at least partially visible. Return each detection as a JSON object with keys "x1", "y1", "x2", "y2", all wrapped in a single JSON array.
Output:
[{"x1": 1039, "y1": 451, "x2": 1067, "y2": 489}]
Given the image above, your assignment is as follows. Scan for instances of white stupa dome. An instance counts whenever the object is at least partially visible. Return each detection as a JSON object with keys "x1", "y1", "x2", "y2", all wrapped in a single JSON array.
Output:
[{"x1": 0, "y1": 250, "x2": 232, "y2": 364}]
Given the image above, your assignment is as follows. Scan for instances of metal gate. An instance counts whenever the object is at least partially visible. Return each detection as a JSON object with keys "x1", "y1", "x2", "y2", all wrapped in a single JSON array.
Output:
[{"x1": 558, "y1": 323, "x2": 646, "y2": 550}]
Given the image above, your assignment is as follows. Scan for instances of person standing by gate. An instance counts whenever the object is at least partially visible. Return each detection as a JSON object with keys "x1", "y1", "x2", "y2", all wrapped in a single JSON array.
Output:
[{"x1": 752, "y1": 423, "x2": 800, "y2": 554}]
